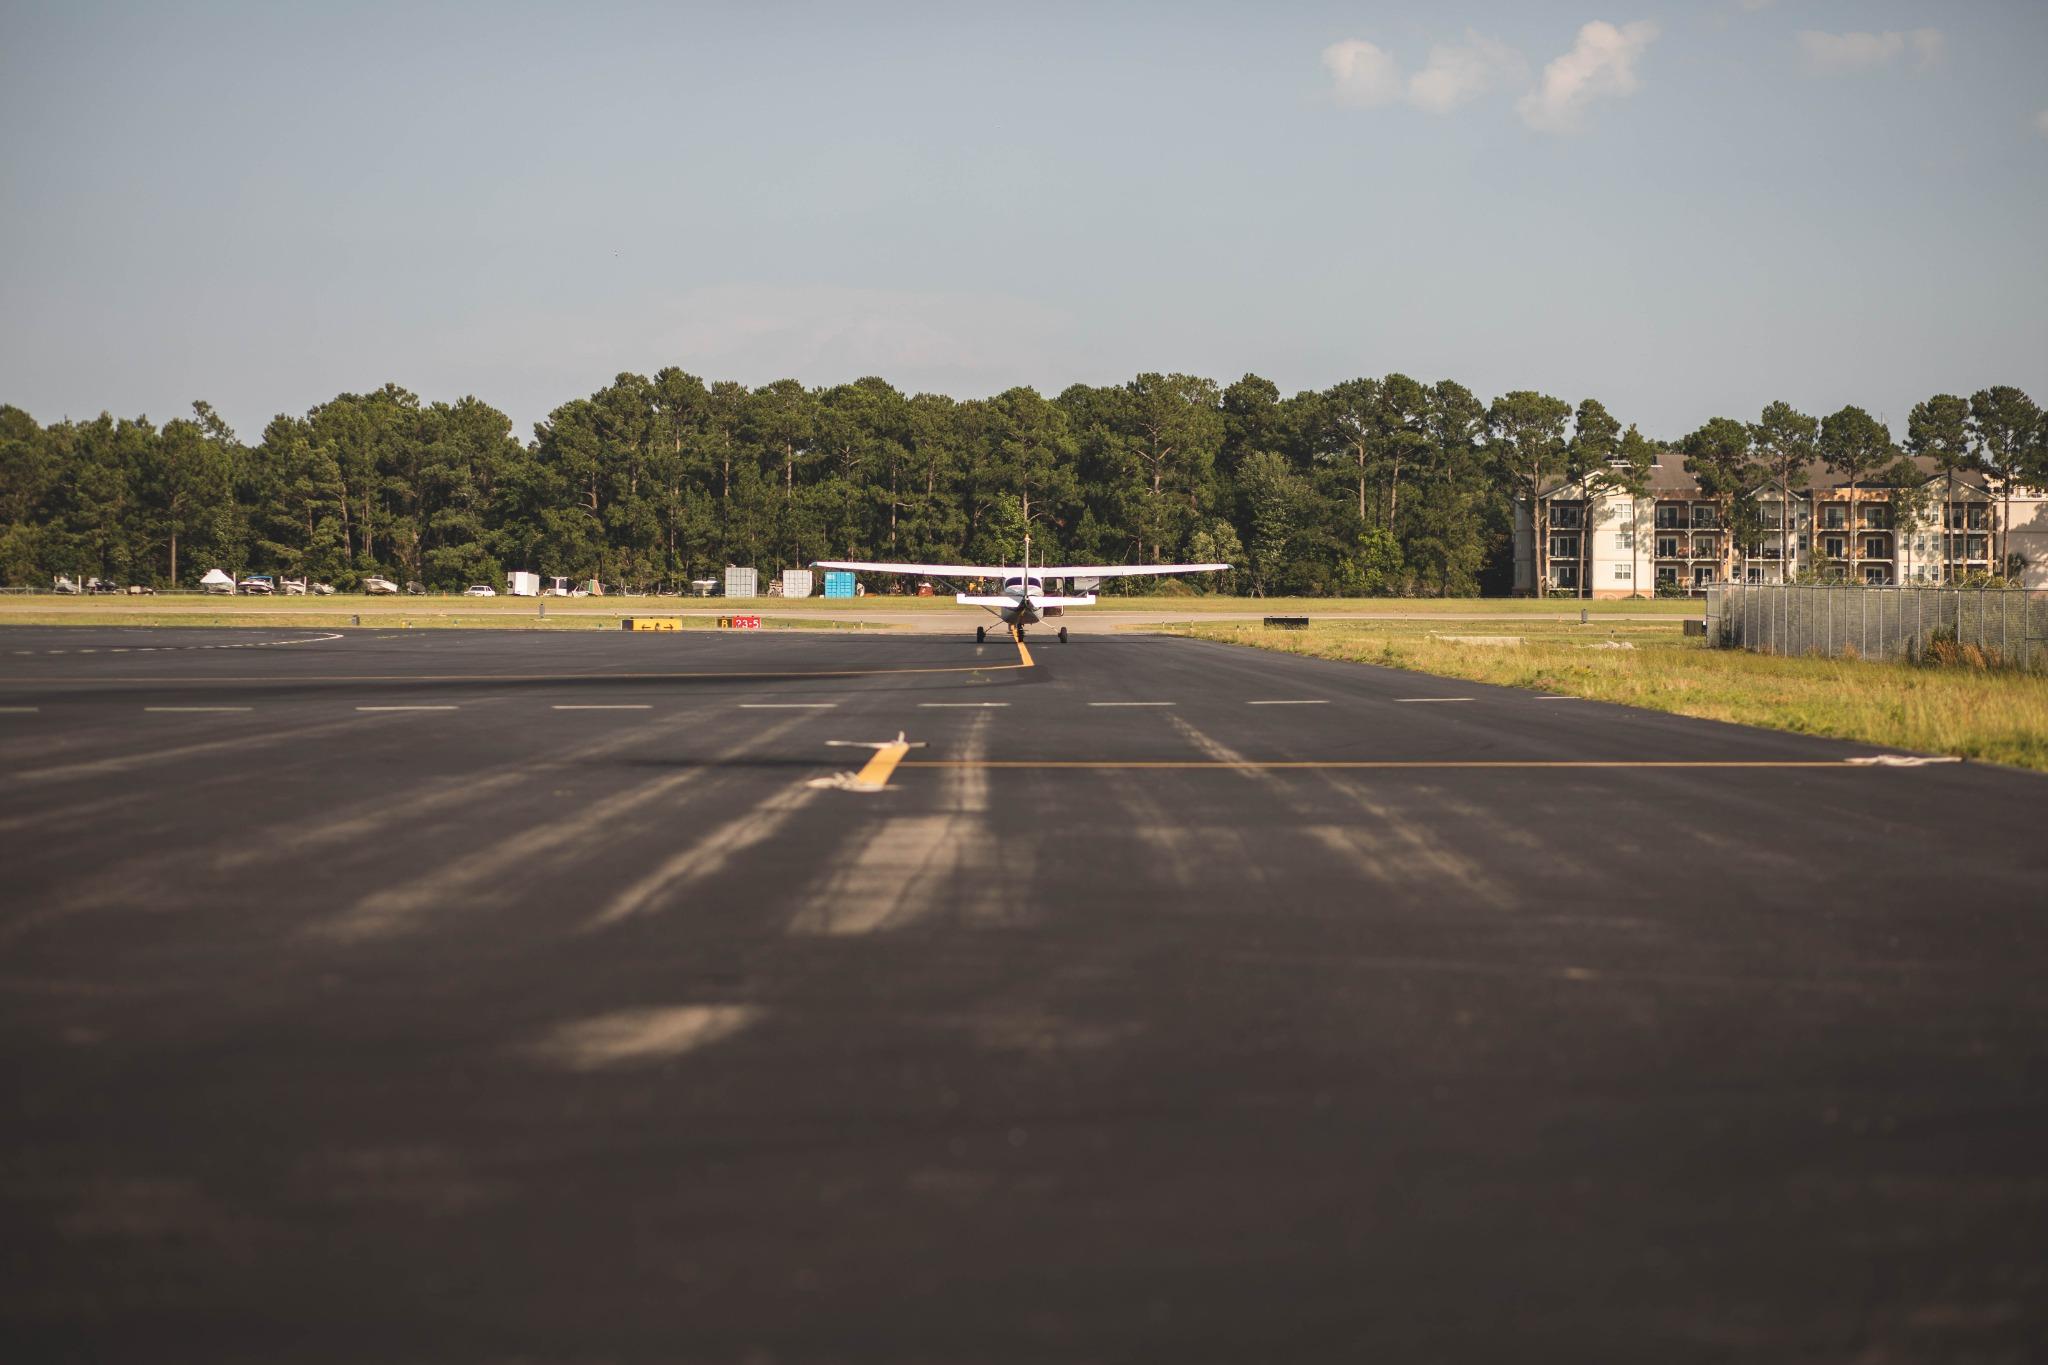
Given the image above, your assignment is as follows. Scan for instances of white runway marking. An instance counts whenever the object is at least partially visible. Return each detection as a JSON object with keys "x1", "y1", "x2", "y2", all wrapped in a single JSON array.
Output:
[
  {"x1": 356, "y1": 705, "x2": 458, "y2": 712},
  {"x1": 0, "y1": 706, "x2": 40, "y2": 713},
  {"x1": 919, "y1": 702, "x2": 1009, "y2": 708},
  {"x1": 145, "y1": 706, "x2": 253, "y2": 713},
  {"x1": 1397, "y1": 697, "x2": 1474, "y2": 703},
  {"x1": 1247, "y1": 699, "x2": 1326, "y2": 706},
  {"x1": 1089, "y1": 701, "x2": 1175, "y2": 707},
  {"x1": 1534, "y1": 695, "x2": 1582, "y2": 700},
  {"x1": 740, "y1": 702, "x2": 838, "y2": 709},
  {"x1": 552, "y1": 704, "x2": 652, "y2": 710}
]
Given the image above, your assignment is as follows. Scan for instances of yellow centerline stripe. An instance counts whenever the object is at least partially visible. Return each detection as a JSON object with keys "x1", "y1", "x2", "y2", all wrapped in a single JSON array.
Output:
[
  {"x1": 852, "y1": 740, "x2": 913, "y2": 789},
  {"x1": 896, "y1": 760, "x2": 1871, "y2": 770}
]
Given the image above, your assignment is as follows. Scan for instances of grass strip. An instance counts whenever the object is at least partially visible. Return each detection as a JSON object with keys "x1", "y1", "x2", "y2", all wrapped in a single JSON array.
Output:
[{"x1": 1167, "y1": 621, "x2": 2048, "y2": 772}]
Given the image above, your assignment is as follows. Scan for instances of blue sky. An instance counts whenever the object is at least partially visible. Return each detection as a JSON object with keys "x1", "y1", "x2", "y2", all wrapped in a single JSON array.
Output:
[{"x1": 2, "y1": 0, "x2": 2043, "y2": 442}]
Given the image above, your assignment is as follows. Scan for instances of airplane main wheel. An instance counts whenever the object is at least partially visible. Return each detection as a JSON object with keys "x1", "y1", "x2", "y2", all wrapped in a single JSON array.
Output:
[
  {"x1": 1058, "y1": 626, "x2": 1068, "y2": 643},
  {"x1": 976, "y1": 626, "x2": 986, "y2": 643}
]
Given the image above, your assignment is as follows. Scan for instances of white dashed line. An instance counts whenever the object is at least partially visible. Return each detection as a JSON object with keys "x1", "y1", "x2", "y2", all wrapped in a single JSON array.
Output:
[
  {"x1": 1397, "y1": 697, "x2": 1474, "y2": 703},
  {"x1": 918, "y1": 702, "x2": 1009, "y2": 708},
  {"x1": 1247, "y1": 699, "x2": 1326, "y2": 706},
  {"x1": 739, "y1": 703, "x2": 838, "y2": 709},
  {"x1": 553, "y1": 704, "x2": 653, "y2": 710},
  {"x1": 0, "y1": 706, "x2": 40, "y2": 713},
  {"x1": 1089, "y1": 701, "x2": 1175, "y2": 707},
  {"x1": 145, "y1": 706, "x2": 253, "y2": 713},
  {"x1": 356, "y1": 705, "x2": 459, "y2": 712},
  {"x1": 1534, "y1": 695, "x2": 1582, "y2": 701}
]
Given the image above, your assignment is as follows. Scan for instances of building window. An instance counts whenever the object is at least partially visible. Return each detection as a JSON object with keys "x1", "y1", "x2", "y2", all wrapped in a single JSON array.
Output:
[
  {"x1": 1690, "y1": 507, "x2": 1717, "y2": 528},
  {"x1": 1616, "y1": 528, "x2": 1634, "y2": 550},
  {"x1": 1823, "y1": 536, "x2": 1846, "y2": 558},
  {"x1": 1550, "y1": 505, "x2": 1582, "y2": 528},
  {"x1": 1614, "y1": 565, "x2": 1632, "y2": 581},
  {"x1": 1550, "y1": 534, "x2": 1580, "y2": 560},
  {"x1": 1821, "y1": 507, "x2": 1846, "y2": 529},
  {"x1": 1656, "y1": 536, "x2": 1683, "y2": 558},
  {"x1": 1655, "y1": 505, "x2": 1685, "y2": 530}
]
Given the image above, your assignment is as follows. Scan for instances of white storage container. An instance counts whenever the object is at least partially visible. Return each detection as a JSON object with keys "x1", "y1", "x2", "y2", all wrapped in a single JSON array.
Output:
[
  {"x1": 780, "y1": 569, "x2": 813, "y2": 599},
  {"x1": 723, "y1": 567, "x2": 759, "y2": 599}
]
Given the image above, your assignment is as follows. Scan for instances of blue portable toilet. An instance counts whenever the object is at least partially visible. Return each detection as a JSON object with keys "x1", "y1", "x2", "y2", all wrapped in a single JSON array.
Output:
[{"x1": 824, "y1": 570, "x2": 856, "y2": 599}]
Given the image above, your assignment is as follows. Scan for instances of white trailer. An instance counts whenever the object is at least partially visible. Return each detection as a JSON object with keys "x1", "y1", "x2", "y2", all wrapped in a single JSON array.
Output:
[{"x1": 506, "y1": 571, "x2": 541, "y2": 597}]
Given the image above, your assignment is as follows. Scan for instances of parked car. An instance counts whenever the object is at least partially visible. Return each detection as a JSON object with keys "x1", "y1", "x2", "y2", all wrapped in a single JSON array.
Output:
[
  {"x1": 238, "y1": 575, "x2": 275, "y2": 595},
  {"x1": 362, "y1": 577, "x2": 400, "y2": 595},
  {"x1": 463, "y1": 584, "x2": 496, "y2": 597}
]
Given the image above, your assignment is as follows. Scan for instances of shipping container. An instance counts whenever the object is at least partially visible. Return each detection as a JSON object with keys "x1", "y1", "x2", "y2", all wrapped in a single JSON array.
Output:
[
  {"x1": 780, "y1": 569, "x2": 813, "y2": 599},
  {"x1": 823, "y1": 570, "x2": 856, "y2": 599},
  {"x1": 724, "y1": 567, "x2": 759, "y2": 599}
]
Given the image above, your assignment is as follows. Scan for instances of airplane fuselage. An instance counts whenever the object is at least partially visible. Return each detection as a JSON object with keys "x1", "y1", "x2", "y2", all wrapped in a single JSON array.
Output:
[{"x1": 992, "y1": 579, "x2": 1045, "y2": 626}]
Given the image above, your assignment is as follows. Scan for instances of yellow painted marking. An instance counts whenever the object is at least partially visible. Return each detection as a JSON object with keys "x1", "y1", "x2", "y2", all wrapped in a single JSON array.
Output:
[
  {"x1": 853, "y1": 738, "x2": 913, "y2": 790},
  {"x1": 897, "y1": 759, "x2": 1883, "y2": 771}
]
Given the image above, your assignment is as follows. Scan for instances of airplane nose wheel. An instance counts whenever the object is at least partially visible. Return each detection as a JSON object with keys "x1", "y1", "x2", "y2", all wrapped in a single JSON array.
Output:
[
  {"x1": 976, "y1": 626, "x2": 986, "y2": 643},
  {"x1": 1058, "y1": 626, "x2": 1068, "y2": 643}
]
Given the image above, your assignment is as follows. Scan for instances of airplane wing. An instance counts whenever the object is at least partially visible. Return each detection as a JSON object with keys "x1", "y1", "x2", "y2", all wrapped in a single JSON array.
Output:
[
  {"x1": 812, "y1": 560, "x2": 1011, "y2": 580},
  {"x1": 813, "y1": 560, "x2": 1229, "y2": 580}
]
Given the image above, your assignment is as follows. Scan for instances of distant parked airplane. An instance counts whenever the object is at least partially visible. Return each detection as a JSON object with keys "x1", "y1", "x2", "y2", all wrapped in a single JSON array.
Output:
[{"x1": 815, "y1": 539, "x2": 1228, "y2": 643}]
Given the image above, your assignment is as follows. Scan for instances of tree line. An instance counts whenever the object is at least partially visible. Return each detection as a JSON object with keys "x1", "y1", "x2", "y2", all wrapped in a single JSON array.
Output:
[{"x1": 2, "y1": 373, "x2": 2040, "y2": 595}]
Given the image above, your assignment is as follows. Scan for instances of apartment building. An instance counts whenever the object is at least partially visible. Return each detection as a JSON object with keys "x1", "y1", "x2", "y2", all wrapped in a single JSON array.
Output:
[{"x1": 1515, "y1": 456, "x2": 2048, "y2": 597}]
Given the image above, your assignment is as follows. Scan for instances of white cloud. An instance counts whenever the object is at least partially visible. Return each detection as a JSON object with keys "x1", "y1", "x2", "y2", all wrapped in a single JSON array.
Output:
[
  {"x1": 1407, "y1": 31, "x2": 1527, "y2": 114},
  {"x1": 1797, "y1": 29, "x2": 1945, "y2": 73},
  {"x1": 1516, "y1": 20, "x2": 1659, "y2": 134},
  {"x1": 1322, "y1": 39, "x2": 1403, "y2": 109}
]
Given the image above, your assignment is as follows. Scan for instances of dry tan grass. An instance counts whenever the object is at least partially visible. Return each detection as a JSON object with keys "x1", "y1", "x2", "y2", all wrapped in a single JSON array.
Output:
[{"x1": 1172, "y1": 621, "x2": 2048, "y2": 772}]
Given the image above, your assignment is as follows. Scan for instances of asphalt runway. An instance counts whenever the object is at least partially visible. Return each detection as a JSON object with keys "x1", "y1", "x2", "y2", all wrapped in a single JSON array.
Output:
[{"x1": 2, "y1": 624, "x2": 2045, "y2": 1362}]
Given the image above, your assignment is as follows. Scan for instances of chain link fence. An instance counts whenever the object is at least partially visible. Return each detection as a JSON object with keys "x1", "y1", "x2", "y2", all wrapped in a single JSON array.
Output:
[{"x1": 1706, "y1": 583, "x2": 2048, "y2": 671}]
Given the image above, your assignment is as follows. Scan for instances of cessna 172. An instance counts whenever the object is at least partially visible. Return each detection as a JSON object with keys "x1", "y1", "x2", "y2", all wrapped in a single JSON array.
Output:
[{"x1": 814, "y1": 540, "x2": 1228, "y2": 643}]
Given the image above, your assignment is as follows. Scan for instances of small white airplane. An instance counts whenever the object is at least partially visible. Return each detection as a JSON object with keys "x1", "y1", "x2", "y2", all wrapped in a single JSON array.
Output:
[{"x1": 815, "y1": 538, "x2": 1229, "y2": 643}]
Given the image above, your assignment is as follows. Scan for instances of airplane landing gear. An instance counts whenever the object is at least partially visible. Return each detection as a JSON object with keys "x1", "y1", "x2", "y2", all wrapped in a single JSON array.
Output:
[
  {"x1": 976, "y1": 625, "x2": 986, "y2": 643},
  {"x1": 1058, "y1": 626, "x2": 1068, "y2": 643}
]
